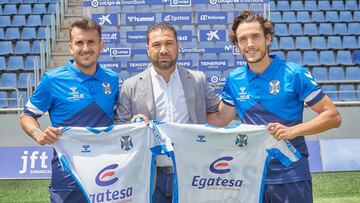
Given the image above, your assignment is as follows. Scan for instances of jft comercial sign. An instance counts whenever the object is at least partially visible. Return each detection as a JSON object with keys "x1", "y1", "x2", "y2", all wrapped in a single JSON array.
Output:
[{"x1": 0, "y1": 146, "x2": 53, "y2": 179}]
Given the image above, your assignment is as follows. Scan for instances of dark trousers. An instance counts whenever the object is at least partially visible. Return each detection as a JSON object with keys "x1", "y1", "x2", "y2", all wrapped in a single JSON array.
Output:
[
  {"x1": 263, "y1": 180, "x2": 313, "y2": 203},
  {"x1": 152, "y1": 167, "x2": 174, "y2": 203},
  {"x1": 50, "y1": 190, "x2": 87, "y2": 203}
]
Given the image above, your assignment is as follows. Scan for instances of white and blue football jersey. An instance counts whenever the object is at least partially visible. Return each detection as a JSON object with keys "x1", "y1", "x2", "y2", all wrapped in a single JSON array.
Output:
[
  {"x1": 151, "y1": 122, "x2": 301, "y2": 203},
  {"x1": 221, "y1": 55, "x2": 324, "y2": 184},
  {"x1": 24, "y1": 60, "x2": 119, "y2": 194},
  {"x1": 53, "y1": 123, "x2": 155, "y2": 203}
]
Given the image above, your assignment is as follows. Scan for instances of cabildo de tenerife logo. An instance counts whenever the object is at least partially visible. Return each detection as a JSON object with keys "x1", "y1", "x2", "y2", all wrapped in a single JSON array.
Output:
[
  {"x1": 192, "y1": 156, "x2": 243, "y2": 190},
  {"x1": 90, "y1": 164, "x2": 133, "y2": 203}
]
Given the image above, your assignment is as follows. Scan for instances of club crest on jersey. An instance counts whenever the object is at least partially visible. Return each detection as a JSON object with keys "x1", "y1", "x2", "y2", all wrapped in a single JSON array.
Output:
[
  {"x1": 235, "y1": 134, "x2": 248, "y2": 147},
  {"x1": 269, "y1": 80, "x2": 280, "y2": 94},
  {"x1": 196, "y1": 135, "x2": 206, "y2": 142},
  {"x1": 102, "y1": 82, "x2": 112, "y2": 95},
  {"x1": 120, "y1": 135, "x2": 133, "y2": 151}
]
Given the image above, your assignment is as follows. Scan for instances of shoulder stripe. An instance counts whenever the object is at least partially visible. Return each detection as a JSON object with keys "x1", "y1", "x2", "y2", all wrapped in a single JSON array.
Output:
[
  {"x1": 306, "y1": 91, "x2": 325, "y2": 106},
  {"x1": 304, "y1": 89, "x2": 321, "y2": 103},
  {"x1": 222, "y1": 98, "x2": 235, "y2": 106},
  {"x1": 24, "y1": 101, "x2": 44, "y2": 116}
]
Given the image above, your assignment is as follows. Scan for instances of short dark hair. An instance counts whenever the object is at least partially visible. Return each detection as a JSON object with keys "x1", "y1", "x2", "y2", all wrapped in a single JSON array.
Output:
[
  {"x1": 229, "y1": 10, "x2": 274, "y2": 46},
  {"x1": 69, "y1": 18, "x2": 102, "y2": 41},
  {"x1": 146, "y1": 22, "x2": 177, "y2": 45}
]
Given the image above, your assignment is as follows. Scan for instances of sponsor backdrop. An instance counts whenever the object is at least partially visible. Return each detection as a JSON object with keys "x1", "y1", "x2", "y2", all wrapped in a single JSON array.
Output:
[
  {"x1": 0, "y1": 146, "x2": 53, "y2": 179},
  {"x1": 82, "y1": 0, "x2": 270, "y2": 90}
]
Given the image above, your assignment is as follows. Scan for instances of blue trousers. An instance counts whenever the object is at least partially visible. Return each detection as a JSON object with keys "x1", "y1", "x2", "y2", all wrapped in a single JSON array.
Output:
[
  {"x1": 263, "y1": 180, "x2": 313, "y2": 203},
  {"x1": 50, "y1": 190, "x2": 87, "y2": 203},
  {"x1": 152, "y1": 168, "x2": 174, "y2": 203}
]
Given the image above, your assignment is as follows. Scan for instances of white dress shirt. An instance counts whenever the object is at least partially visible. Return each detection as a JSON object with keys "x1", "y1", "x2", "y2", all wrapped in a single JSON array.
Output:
[{"x1": 150, "y1": 65, "x2": 190, "y2": 166}]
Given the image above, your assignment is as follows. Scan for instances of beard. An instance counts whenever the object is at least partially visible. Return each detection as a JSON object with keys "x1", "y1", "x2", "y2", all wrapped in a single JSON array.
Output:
[
  {"x1": 74, "y1": 51, "x2": 99, "y2": 69},
  {"x1": 151, "y1": 55, "x2": 178, "y2": 71}
]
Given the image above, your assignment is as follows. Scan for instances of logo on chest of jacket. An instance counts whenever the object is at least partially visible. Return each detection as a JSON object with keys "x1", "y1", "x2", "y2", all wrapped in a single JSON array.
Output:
[
  {"x1": 102, "y1": 82, "x2": 112, "y2": 95},
  {"x1": 68, "y1": 86, "x2": 84, "y2": 100},
  {"x1": 238, "y1": 87, "x2": 250, "y2": 101},
  {"x1": 269, "y1": 80, "x2": 280, "y2": 94}
]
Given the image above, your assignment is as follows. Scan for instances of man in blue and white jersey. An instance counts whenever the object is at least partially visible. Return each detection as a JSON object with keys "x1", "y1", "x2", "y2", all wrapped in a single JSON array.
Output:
[
  {"x1": 19, "y1": 18, "x2": 118, "y2": 203},
  {"x1": 207, "y1": 10, "x2": 341, "y2": 203}
]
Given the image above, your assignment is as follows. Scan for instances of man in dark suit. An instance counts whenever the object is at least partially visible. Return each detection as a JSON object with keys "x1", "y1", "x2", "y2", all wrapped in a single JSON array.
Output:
[{"x1": 115, "y1": 22, "x2": 219, "y2": 203}]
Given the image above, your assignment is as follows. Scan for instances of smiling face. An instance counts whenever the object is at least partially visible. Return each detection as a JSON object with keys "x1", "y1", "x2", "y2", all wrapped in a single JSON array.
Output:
[
  {"x1": 235, "y1": 21, "x2": 271, "y2": 64},
  {"x1": 68, "y1": 27, "x2": 104, "y2": 75},
  {"x1": 146, "y1": 29, "x2": 179, "y2": 72}
]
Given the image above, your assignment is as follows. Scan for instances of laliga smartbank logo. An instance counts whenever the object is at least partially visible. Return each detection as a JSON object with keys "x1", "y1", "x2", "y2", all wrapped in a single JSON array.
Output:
[
  {"x1": 192, "y1": 156, "x2": 243, "y2": 190},
  {"x1": 90, "y1": 164, "x2": 133, "y2": 203}
]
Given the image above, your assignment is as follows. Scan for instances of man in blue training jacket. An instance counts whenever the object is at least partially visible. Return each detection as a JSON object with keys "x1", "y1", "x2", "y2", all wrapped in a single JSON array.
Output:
[
  {"x1": 207, "y1": 10, "x2": 341, "y2": 203},
  {"x1": 19, "y1": 18, "x2": 119, "y2": 203}
]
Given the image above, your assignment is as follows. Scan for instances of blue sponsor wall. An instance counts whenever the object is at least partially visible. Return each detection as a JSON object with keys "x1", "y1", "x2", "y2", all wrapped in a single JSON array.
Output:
[
  {"x1": 84, "y1": 0, "x2": 270, "y2": 89},
  {"x1": 0, "y1": 146, "x2": 53, "y2": 179}
]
